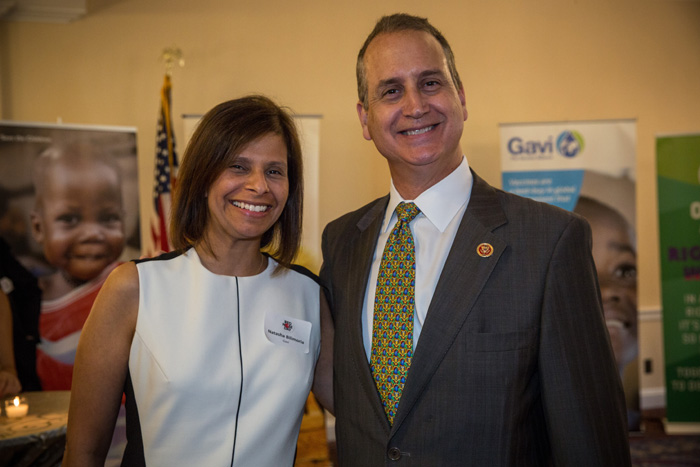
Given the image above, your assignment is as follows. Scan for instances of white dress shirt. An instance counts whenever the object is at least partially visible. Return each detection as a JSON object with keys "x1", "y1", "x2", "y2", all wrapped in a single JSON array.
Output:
[{"x1": 362, "y1": 156, "x2": 473, "y2": 359}]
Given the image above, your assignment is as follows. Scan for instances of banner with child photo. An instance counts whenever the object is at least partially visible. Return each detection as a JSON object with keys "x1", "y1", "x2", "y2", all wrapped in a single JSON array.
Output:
[
  {"x1": 0, "y1": 121, "x2": 138, "y2": 394},
  {"x1": 499, "y1": 119, "x2": 639, "y2": 431}
]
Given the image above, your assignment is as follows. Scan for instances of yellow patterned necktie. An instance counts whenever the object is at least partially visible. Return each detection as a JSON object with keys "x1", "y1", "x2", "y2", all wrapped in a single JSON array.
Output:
[{"x1": 370, "y1": 201, "x2": 420, "y2": 425}]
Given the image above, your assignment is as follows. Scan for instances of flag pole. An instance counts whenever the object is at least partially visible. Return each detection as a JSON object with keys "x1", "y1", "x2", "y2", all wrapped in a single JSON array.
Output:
[
  {"x1": 150, "y1": 47, "x2": 183, "y2": 254},
  {"x1": 160, "y1": 48, "x2": 183, "y2": 189}
]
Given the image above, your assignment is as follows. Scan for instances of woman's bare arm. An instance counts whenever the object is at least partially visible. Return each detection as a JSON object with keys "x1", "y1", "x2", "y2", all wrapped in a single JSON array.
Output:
[
  {"x1": 312, "y1": 290, "x2": 334, "y2": 414},
  {"x1": 62, "y1": 262, "x2": 139, "y2": 466}
]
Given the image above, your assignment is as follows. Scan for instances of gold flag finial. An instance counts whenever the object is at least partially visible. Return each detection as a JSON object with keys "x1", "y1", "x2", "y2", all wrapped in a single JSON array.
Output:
[{"x1": 161, "y1": 47, "x2": 184, "y2": 76}]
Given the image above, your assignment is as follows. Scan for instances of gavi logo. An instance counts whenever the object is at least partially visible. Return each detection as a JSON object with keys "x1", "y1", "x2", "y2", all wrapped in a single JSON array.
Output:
[
  {"x1": 556, "y1": 130, "x2": 585, "y2": 158},
  {"x1": 507, "y1": 130, "x2": 585, "y2": 159}
]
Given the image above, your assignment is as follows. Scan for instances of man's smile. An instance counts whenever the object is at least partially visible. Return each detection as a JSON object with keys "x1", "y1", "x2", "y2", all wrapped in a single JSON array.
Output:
[{"x1": 401, "y1": 124, "x2": 437, "y2": 136}]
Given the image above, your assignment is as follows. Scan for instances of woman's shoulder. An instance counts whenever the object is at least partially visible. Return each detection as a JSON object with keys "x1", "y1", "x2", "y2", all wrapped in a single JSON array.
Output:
[
  {"x1": 87, "y1": 261, "x2": 139, "y2": 331},
  {"x1": 287, "y1": 263, "x2": 319, "y2": 284},
  {"x1": 103, "y1": 261, "x2": 139, "y2": 298},
  {"x1": 133, "y1": 249, "x2": 187, "y2": 266},
  {"x1": 269, "y1": 260, "x2": 320, "y2": 293}
]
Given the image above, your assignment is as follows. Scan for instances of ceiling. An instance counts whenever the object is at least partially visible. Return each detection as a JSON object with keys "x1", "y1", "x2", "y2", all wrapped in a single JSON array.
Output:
[
  {"x1": 2, "y1": 0, "x2": 699, "y2": 23},
  {"x1": 0, "y1": 0, "x2": 120, "y2": 23}
]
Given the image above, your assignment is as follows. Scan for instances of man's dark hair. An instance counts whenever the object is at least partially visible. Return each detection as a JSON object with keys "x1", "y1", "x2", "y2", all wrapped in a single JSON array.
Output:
[{"x1": 356, "y1": 13, "x2": 463, "y2": 109}]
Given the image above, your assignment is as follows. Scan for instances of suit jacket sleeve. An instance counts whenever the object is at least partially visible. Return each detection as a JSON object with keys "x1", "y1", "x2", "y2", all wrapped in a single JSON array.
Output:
[{"x1": 539, "y1": 214, "x2": 631, "y2": 466}]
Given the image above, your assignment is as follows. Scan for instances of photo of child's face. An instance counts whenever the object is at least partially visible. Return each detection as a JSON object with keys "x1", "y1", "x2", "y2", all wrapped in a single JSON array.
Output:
[
  {"x1": 590, "y1": 216, "x2": 638, "y2": 370},
  {"x1": 31, "y1": 157, "x2": 125, "y2": 283},
  {"x1": 574, "y1": 195, "x2": 638, "y2": 373}
]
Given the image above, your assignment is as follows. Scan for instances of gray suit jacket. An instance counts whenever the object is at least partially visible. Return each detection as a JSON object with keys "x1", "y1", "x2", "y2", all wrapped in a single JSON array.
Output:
[{"x1": 320, "y1": 172, "x2": 631, "y2": 466}]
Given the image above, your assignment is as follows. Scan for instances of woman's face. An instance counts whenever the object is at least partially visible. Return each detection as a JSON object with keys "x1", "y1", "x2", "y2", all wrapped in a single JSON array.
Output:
[{"x1": 205, "y1": 133, "x2": 289, "y2": 248}]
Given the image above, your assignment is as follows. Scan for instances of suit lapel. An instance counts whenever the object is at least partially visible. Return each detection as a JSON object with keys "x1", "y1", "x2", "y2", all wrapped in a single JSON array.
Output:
[{"x1": 392, "y1": 172, "x2": 508, "y2": 432}]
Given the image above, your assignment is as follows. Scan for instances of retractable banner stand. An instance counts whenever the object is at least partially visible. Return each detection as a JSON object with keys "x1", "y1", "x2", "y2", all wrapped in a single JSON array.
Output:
[
  {"x1": 657, "y1": 133, "x2": 700, "y2": 433},
  {"x1": 0, "y1": 121, "x2": 138, "y2": 463},
  {"x1": 500, "y1": 120, "x2": 636, "y2": 213},
  {"x1": 500, "y1": 119, "x2": 640, "y2": 430}
]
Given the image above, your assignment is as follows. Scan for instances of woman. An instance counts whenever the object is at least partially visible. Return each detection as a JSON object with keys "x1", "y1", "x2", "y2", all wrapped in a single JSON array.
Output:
[{"x1": 63, "y1": 95, "x2": 333, "y2": 466}]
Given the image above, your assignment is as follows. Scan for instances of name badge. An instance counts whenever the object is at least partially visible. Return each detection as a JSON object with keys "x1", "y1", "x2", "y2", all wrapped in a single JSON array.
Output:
[{"x1": 264, "y1": 312, "x2": 312, "y2": 354}]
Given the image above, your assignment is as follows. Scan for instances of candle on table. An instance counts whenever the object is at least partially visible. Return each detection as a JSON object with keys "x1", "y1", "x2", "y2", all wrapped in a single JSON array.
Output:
[{"x1": 4, "y1": 396, "x2": 29, "y2": 418}]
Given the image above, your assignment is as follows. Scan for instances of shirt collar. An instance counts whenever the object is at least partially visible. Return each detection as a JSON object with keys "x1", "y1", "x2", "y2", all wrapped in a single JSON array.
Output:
[{"x1": 384, "y1": 156, "x2": 473, "y2": 233}]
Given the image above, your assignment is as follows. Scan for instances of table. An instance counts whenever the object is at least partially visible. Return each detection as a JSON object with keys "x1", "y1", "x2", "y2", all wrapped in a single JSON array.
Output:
[{"x1": 0, "y1": 391, "x2": 70, "y2": 467}]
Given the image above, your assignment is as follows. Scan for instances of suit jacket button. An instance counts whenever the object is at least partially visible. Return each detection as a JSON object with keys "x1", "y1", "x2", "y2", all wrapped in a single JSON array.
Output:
[{"x1": 388, "y1": 447, "x2": 402, "y2": 460}]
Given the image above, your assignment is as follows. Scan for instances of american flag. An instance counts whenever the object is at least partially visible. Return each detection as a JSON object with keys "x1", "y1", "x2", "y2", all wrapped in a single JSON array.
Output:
[{"x1": 150, "y1": 74, "x2": 178, "y2": 254}]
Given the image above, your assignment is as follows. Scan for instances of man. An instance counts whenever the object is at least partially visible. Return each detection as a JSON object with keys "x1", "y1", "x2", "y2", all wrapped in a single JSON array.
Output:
[{"x1": 320, "y1": 13, "x2": 631, "y2": 465}]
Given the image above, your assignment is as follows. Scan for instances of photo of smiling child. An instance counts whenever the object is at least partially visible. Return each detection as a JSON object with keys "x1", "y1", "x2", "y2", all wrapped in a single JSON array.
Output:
[{"x1": 30, "y1": 141, "x2": 127, "y2": 390}]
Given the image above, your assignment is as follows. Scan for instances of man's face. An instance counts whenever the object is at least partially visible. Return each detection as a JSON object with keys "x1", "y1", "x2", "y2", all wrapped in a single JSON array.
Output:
[
  {"x1": 590, "y1": 217, "x2": 638, "y2": 370},
  {"x1": 357, "y1": 30, "x2": 468, "y2": 189}
]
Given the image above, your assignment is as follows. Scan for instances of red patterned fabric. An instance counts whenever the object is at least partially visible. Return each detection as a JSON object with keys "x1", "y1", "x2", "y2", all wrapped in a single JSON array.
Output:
[{"x1": 37, "y1": 263, "x2": 117, "y2": 390}]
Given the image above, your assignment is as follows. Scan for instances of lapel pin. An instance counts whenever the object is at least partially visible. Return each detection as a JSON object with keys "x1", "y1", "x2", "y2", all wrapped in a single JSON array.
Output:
[{"x1": 476, "y1": 243, "x2": 494, "y2": 258}]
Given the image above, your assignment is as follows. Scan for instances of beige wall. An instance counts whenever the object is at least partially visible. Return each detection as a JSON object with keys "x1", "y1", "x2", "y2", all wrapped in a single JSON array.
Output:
[{"x1": 2, "y1": 0, "x2": 699, "y2": 398}]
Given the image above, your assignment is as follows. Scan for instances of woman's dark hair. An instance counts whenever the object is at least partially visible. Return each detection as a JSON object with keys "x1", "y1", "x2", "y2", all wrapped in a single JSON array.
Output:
[{"x1": 169, "y1": 95, "x2": 303, "y2": 270}]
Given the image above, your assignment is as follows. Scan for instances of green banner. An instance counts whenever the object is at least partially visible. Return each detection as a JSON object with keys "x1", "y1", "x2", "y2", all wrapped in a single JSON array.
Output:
[{"x1": 657, "y1": 134, "x2": 700, "y2": 423}]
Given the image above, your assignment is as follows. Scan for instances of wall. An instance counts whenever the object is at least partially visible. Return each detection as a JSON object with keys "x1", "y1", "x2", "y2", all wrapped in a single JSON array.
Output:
[{"x1": 2, "y1": 0, "x2": 699, "y2": 403}]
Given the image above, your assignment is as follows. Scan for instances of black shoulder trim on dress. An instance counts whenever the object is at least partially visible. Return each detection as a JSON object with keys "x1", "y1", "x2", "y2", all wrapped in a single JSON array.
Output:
[
  {"x1": 289, "y1": 263, "x2": 320, "y2": 284},
  {"x1": 132, "y1": 249, "x2": 187, "y2": 265}
]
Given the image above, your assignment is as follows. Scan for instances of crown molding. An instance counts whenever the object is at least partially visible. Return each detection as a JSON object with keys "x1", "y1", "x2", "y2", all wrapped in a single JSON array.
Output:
[{"x1": 0, "y1": 0, "x2": 86, "y2": 23}]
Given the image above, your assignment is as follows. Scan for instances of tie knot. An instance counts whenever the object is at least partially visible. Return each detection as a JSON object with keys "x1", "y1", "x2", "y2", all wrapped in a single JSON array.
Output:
[{"x1": 395, "y1": 202, "x2": 420, "y2": 224}]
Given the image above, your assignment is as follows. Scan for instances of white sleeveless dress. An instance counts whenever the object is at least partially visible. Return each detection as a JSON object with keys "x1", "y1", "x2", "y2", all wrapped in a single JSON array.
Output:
[{"x1": 124, "y1": 249, "x2": 321, "y2": 466}]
